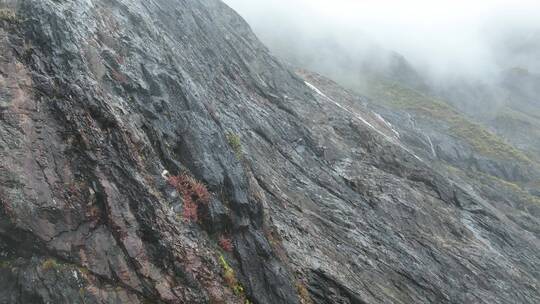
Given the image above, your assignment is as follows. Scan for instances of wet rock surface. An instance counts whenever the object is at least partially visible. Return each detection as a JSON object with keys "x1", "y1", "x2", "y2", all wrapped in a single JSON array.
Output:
[{"x1": 0, "y1": 0, "x2": 538, "y2": 303}]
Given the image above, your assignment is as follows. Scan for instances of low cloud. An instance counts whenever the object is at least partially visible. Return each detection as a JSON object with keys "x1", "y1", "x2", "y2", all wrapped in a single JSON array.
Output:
[{"x1": 223, "y1": 0, "x2": 540, "y2": 82}]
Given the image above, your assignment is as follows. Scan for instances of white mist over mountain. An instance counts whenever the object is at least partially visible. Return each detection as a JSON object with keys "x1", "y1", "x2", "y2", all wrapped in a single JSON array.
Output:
[{"x1": 223, "y1": 0, "x2": 540, "y2": 82}]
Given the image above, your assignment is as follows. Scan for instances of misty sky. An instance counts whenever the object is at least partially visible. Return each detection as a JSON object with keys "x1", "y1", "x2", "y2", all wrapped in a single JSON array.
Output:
[{"x1": 223, "y1": 0, "x2": 540, "y2": 81}]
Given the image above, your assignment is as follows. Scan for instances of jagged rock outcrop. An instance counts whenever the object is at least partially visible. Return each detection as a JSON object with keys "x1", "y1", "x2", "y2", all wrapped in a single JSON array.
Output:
[{"x1": 0, "y1": 0, "x2": 539, "y2": 304}]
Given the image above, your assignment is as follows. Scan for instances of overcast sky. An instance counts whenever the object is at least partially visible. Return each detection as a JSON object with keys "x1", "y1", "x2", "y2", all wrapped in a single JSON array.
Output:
[{"x1": 223, "y1": 0, "x2": 540, "y2": 81}]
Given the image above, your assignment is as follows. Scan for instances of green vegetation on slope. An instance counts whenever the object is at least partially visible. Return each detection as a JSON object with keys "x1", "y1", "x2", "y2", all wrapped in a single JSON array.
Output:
[
  {"x1": 492, "y1": 107, "x2": 540, "y2": 148},
  {"x1": 364, "y1": 79, "x2": 532, "y2": 164},
  {"x1": 0, "y1": 9, "x2": 19, "y2": 23},
  {"x1": 444, "y1": 163, "x2": 540, "y2": 207},
  {"x1": 494, "y1": 107, "x2": 540, "y2": 127}
]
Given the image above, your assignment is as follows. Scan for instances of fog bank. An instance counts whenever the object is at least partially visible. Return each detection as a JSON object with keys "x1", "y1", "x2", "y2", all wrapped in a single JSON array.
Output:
[{"x1": 223, "y1": 0, "x2": 540, "y2": 83}]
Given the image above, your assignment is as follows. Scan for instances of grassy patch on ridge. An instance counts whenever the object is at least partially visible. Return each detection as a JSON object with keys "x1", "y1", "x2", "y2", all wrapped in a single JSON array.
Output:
[{"x1": 364, "y1": 79, "x2": 532, "y2": 164}]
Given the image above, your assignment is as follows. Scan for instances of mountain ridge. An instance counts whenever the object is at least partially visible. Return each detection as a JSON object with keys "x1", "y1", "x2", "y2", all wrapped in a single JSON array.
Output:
[{"x1": 0, "y1": 0, "x2": 539, "y2": 303}]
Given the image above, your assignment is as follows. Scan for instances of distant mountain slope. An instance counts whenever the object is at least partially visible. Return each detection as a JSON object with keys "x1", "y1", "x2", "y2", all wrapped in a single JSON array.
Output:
[
  {"x1": 299, "y1": 70, "x2": 540, "y2": 237},
  {"x1": 489, "y1": 68, "x2": 540, "y2": 158},
  {"x1": 363, "y1": 77, "x2": 535, "y2": 171},
  {"x1": 0, "y1": 0, "x2": 539, "y2": 303},
  {"x1": 252, "y1": 23, "x2": 540, "y2": 168}
]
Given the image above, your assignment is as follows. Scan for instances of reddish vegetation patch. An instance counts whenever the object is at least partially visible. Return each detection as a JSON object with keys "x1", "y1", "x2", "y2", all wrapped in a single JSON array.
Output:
[
  {"x1": 219, "y1": 235, "x2": 233, "y2": 252},
  {"x1": 183, "y1": 198, "x2": 199, "y2": 222},
  {"x1": 168, "y1": 174, "x2": 210, "y2": 222},
  {"x1": 116, "y1": 55, "x2": 125, "y2": 65},
  {"x1": 111, "y1": 69, "x2": 127, "y2": 83}
]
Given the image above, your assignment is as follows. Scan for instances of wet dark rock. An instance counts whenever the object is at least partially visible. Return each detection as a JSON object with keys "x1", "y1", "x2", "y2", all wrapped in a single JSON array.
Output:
[
  {"x1": 205, "y1": 197, "x2": 230, "y2": 233},
  {"x1": 0, "y1": 0, "x2": 538, "y2": 304},
  {"x1": 308, "y1": 270, "x2": 367, "y2": 304}
]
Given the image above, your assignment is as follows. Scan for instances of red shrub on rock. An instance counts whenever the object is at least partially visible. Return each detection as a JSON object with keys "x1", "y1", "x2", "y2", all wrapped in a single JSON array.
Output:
[
  {"x1": 190, "y1": 179, "x2": 210, "y2": 204},
  {"x1": 168, "y1": 173, "x2": 210, "y2": 222},
  {"x1": 182, "y1": 196, "x2": 199, "y2": 222},
  {"x1": 219, "y1": 235, "x2": 233, "y2": 252}
]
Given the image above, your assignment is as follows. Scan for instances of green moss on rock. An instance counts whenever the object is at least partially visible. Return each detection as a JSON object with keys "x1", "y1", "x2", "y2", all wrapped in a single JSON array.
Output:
[
  {"x1": 0, "y1": 9, "x2": 19, "y2": 23},
  {"x1": 225, "y1": 131, "x2": 242, "y2": 159}
]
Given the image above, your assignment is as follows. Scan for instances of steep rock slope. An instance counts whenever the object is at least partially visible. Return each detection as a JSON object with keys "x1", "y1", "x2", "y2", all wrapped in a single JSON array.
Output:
[
  {"x1": 294, "y1": 71, "x2": 539, "y2": 303},
  {"x1": 301, "y1": 69, "x2": 540, "y2": 241},
  {"x1": 0, "y1": 1, "x2": 539, "y2": 304},
  {"x1": 1, "y1": 0, "x2": 301, "y2": 303},
  {"x1": 340, "y1": 74, "x2": 540, "y2": 235}
]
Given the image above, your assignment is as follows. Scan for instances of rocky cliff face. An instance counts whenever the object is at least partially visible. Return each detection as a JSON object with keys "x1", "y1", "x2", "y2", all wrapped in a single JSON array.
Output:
[{"x1": 0, "y1": 1, "x2": 538, "y2": 304}]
